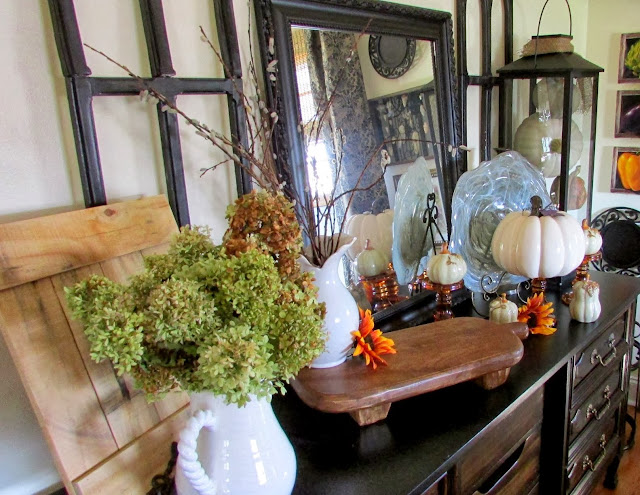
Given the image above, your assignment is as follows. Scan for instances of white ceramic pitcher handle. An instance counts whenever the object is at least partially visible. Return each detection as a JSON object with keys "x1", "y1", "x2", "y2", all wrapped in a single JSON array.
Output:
[{"x1": 177, "y1": 410, "x2": 217, "y2": 495}]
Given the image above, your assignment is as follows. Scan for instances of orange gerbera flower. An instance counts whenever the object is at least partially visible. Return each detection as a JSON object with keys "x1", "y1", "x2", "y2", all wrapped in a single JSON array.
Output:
[
  {"x1": 351, "y1": 308, "x2": 397, "y2": 369},
  {"x1": 518, "y1": 292, "x2": 556, "y2": 335}
]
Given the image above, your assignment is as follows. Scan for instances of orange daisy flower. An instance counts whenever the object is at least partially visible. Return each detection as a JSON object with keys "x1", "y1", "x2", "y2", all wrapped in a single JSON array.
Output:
[
  {"x1": 351, "y1": 308, "x2": 397, "y2": 369},
  {"x1": 518, "y1": 292, "x2": 556, "y2": 335}
]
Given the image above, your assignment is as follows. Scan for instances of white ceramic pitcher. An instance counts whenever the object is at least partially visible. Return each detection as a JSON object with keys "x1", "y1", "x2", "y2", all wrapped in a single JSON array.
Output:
[{"x1": 174, "y1": 392, "x2": 296, "y2": 495}]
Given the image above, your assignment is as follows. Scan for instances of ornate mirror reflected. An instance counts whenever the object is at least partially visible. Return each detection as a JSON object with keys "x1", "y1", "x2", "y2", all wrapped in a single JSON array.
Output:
[{"x1": 254, "y1": 0, "x2": 463, "y2": 328}]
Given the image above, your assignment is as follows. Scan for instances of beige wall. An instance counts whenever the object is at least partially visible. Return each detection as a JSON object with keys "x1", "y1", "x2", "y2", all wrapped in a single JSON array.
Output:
[
  {"x1": 587, "y1": 0, "x2": 640, "y2": 216},
  {"x1": 0, "y1": 0, "x2": 614, "y2": 492}
]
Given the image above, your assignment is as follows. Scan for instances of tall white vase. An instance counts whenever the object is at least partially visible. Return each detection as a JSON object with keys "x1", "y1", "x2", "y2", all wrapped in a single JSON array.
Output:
[
  {"x1": 175, "y1": 392, "x2": 296, "y2": 495},
  {"x1": 299, "y1": 236, "x2": 359, "y2": 368}
]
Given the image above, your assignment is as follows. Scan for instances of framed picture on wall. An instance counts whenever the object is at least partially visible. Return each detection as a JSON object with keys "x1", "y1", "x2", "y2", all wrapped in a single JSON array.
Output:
[
  {"x1": 619, "y1": 33, "x2": 640, "y2": 83},
  {"x1": 615, "y1": 91, "x2": 640, "y2": 137},
  {"x1": 383, "y1": 162, "x2": 412, "y2": 209},
  {"x1": 611, "y1": 147, "x2": 640, "y2": 194}
]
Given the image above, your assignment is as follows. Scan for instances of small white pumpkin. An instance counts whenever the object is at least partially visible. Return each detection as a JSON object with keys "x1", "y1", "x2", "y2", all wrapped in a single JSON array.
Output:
[
  {"x1": 513, "y1": 113, "x2": 583, "y2": 178},
  {"x1": 426, "y1": 243, "x2": 467, "y2": 285},
  {"x1": 582, "y1": 219, "x2": 603, "y2": 255},
  {"x1": 489, "y1": 293, "x2": 519, "y2": 324},
  {"x1": 356, "y1": 239, "x2": 389, "y2": 277},
  {"x1": 570, "y1": 279, "x2": 601, "y2": 323},
  {"x1": 344, "y1": 210, "x2": 394, "y2": 261},
  {"x1": 491, "y1": 196, "x2": 585, "y2": 279}
]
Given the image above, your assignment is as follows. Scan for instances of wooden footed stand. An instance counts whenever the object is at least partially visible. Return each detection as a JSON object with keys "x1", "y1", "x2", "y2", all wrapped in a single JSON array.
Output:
[
  {"x1": 422, "y1": 278, "x2": 465, "y2": 320},
  {"x1": 562, "y1": 251, "x2": 602, "y2": 305},
  {"x1": 291, "y1": 318, "x2": 526, "y2": 426}
]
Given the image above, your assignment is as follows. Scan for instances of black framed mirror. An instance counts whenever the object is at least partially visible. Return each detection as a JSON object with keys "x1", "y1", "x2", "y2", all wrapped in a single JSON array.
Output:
[{"x1": 254, "y1": 0, "x2": 464, "y2": 329}]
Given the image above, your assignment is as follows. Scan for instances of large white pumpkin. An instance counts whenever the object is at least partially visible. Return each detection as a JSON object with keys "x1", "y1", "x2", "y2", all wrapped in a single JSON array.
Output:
[
  {"x1": 491, "y1": 208, "x2": 585, "y2": 279},
  {"x1": 513, "y1": 113, "x2": 583, "y2": 178},
  {"x1": 344, "y1": 210, "x2": 393, "y2": 261}
]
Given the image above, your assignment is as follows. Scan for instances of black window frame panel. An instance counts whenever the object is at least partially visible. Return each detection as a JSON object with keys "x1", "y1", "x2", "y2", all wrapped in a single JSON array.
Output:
[{"x1": 48, "y1": 0, "x2": 252, "y2": 226}]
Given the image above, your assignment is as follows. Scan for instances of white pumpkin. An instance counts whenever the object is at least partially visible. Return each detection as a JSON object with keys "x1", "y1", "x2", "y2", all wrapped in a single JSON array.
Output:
[
  {"x1": 491, "y1": 198, "x2": 585, "y2": 279},
  {"x1": 356, "y1": 240, "x2": 388, "y2": 277},
  {"x1": 426, "y1": 243, "x2": 467, "y2": 285},
  {"x1": 582, "y1": 219, "x2": 603, "y2": 255},
  {"x1": 344, "y1": 210, "x2": 393, "y2": 261},
  {"x1": 570, "y1": 279, "x2": 601, "y2": 323},
  {"x1": 513, "y1": 113, "x2": 583, "y2": 178},
  {"x1": 489, "y1": 293, "x2": 519, "y2": 324}
]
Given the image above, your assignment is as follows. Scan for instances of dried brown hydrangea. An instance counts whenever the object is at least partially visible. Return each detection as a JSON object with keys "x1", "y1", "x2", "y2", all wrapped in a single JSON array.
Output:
[{"x1": 223, "y1": 190, "x2": 303, "y2": 280}]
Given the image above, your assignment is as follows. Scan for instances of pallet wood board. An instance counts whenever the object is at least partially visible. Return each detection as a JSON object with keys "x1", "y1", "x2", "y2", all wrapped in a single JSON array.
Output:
[
  {"x1": 292, "y1": 318, "x2": 525, "y2": 425},
  {"x1": 0, "y1": 196, "x2": 188, "y2": 494},
  {"x1": 0, "y1": 196, "x2": 176, "y2": 291},
  {"x1": 72, "y1": 406, "x2": 189, "y2": 495}
]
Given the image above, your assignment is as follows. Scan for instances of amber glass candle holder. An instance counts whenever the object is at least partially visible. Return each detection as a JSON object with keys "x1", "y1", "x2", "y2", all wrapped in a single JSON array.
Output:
[
  {"x1": 359, "y1": 269, "x2": 406, "y2": 312},
  {"x1": 530, "y1": 277, "x2": 548, "y2": 296},
  {"x1": 561, "y1": 251, "x2": 602, "y2": 305},
  {"x1": 422, "y1": 277, "x2": 465, "y2": 321}
]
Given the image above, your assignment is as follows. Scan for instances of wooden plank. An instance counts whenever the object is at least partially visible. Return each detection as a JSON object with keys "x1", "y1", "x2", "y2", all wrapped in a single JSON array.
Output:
[
  {"x1": 73, "y1": 406, "x2": 190, "y2": 495},
  {"x1": 52, "y1": 264, "x2": 162, "y2": 449},
  {"x1": 0, "y1": 195, "x2": 177, "y2": 291},
  {"x1": 292, "y1": 317, "x2": 524, "y2": 418},
  {"x1": 0, "y1": 279, "x2": 118, "y2": 481}
]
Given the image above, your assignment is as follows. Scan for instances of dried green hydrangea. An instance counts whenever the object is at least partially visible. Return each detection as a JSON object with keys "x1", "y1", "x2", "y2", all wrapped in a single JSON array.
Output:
[{"x1": 65, "y1": 213, "x2": 326, "y2": 406}]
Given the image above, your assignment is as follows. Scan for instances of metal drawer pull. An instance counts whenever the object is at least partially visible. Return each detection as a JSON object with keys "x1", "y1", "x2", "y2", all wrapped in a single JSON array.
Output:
[
  {"x1": 582, "y1": 434, "x2": 607, "y2": 472},
  {"x1": 586, "y1": 386, "x2": 612, "y2": 421},
  {"x1": 590, "y1": 337, "x2": 618, "y2": 367}
]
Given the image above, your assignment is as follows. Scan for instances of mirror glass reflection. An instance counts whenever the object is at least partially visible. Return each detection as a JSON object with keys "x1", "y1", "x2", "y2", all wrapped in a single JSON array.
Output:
[{"x1": 290, "y1": 26, "x2": 448, "y2": 311}]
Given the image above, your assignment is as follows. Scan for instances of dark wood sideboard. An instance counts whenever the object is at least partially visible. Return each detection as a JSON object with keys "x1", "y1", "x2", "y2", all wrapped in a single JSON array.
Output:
[{"x1": 272, "y1": 271, "x2": 640, "y2": 495}]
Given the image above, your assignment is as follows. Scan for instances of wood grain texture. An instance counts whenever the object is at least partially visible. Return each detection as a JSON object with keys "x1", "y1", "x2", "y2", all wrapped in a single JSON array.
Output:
[
  {"x1": 72, "y1": 406, "x2": 189, "y2": 495},
  {"x1": 0, "y1": 196, "x2": 188, "y2": 494},
  {"x1": 291, "y1": 317, "x2": 524, "y2": 419},
  {"x1": 0, "y1": 280, "x2": 118, "y2": 481},
  {"x1": 504, "y1": 321, "x2": 529, "y2": 341},
  {"x1": 0, "y1": 195, "x2": 177, "y2": 291}
]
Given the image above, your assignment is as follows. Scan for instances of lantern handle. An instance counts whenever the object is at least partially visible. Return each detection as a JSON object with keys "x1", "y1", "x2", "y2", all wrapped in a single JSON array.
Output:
[{"x1": 534, "y1": 0, "x2": 573, "y2": 67}]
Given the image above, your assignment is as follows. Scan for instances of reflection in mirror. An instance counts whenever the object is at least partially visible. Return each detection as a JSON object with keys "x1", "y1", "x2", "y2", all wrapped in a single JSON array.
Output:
[{"x1": 291, "y1": 28, "x2": 447, "y2": 307}]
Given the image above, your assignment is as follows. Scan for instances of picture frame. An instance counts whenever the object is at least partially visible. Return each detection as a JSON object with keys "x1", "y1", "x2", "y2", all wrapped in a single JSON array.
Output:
[
  {"x1": 384, "y1": 162, "x2": 412, "y2": 209},
  {"x1": 611, "y1": 147, "x2": 640, "y2": 194},
  {"x1": 615, "y1": 91, "x2": 640, "y2": 138},
  {"x1": 619, "y1": 33, "x2": 640, "y2": 83}
]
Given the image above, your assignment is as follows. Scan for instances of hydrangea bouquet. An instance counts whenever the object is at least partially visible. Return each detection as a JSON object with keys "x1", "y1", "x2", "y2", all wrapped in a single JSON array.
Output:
[{"x1": 65, "y1": 191, "x2": 326, "y2": 406}]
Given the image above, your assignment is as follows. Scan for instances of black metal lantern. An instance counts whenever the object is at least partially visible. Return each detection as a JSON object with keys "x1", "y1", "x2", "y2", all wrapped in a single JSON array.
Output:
[{"x1": 497, "y1": 36, "x2": 603, "y2": 221}]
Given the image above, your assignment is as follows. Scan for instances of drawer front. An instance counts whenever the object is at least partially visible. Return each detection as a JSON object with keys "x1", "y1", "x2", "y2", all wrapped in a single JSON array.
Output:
[
  {"x1": 572, "y1": 318, "x2": 626, "y2": 391},
  {"x1": 566, "y1": 411, "x2": 617, "y2": 494},
  {"x1": 472, "y1": 425, "x2": 540, "y2": 495},
  {"x1": 569, "y1": 368, "x2": 622, "y2": 444},
  {"x1": 421, "y1": 472, "x2": 448, "y2": 495},
  {"x1": 459, "y1": 389, "x2": 543, "y2": 494}
]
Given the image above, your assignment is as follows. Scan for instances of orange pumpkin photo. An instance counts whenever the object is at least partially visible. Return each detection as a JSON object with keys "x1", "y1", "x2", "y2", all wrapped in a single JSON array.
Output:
[{"x1": 612, "y1": 147, "x2": 640, "y2": 193}]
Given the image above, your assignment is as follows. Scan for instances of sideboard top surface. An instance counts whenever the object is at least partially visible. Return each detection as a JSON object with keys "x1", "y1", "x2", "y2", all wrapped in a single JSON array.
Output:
[{"x1": 273, "y1": 271, "x2": 640, "y2": 495}]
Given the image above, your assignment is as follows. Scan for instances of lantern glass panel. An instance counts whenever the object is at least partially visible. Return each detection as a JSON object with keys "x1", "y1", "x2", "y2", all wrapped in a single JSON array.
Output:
[
  {"x1": 508, "y1": 75, "x2": 595, "y2": 221},
  {"x1": 557, "y1": 76, "x2": 594, "y2": 222}
]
